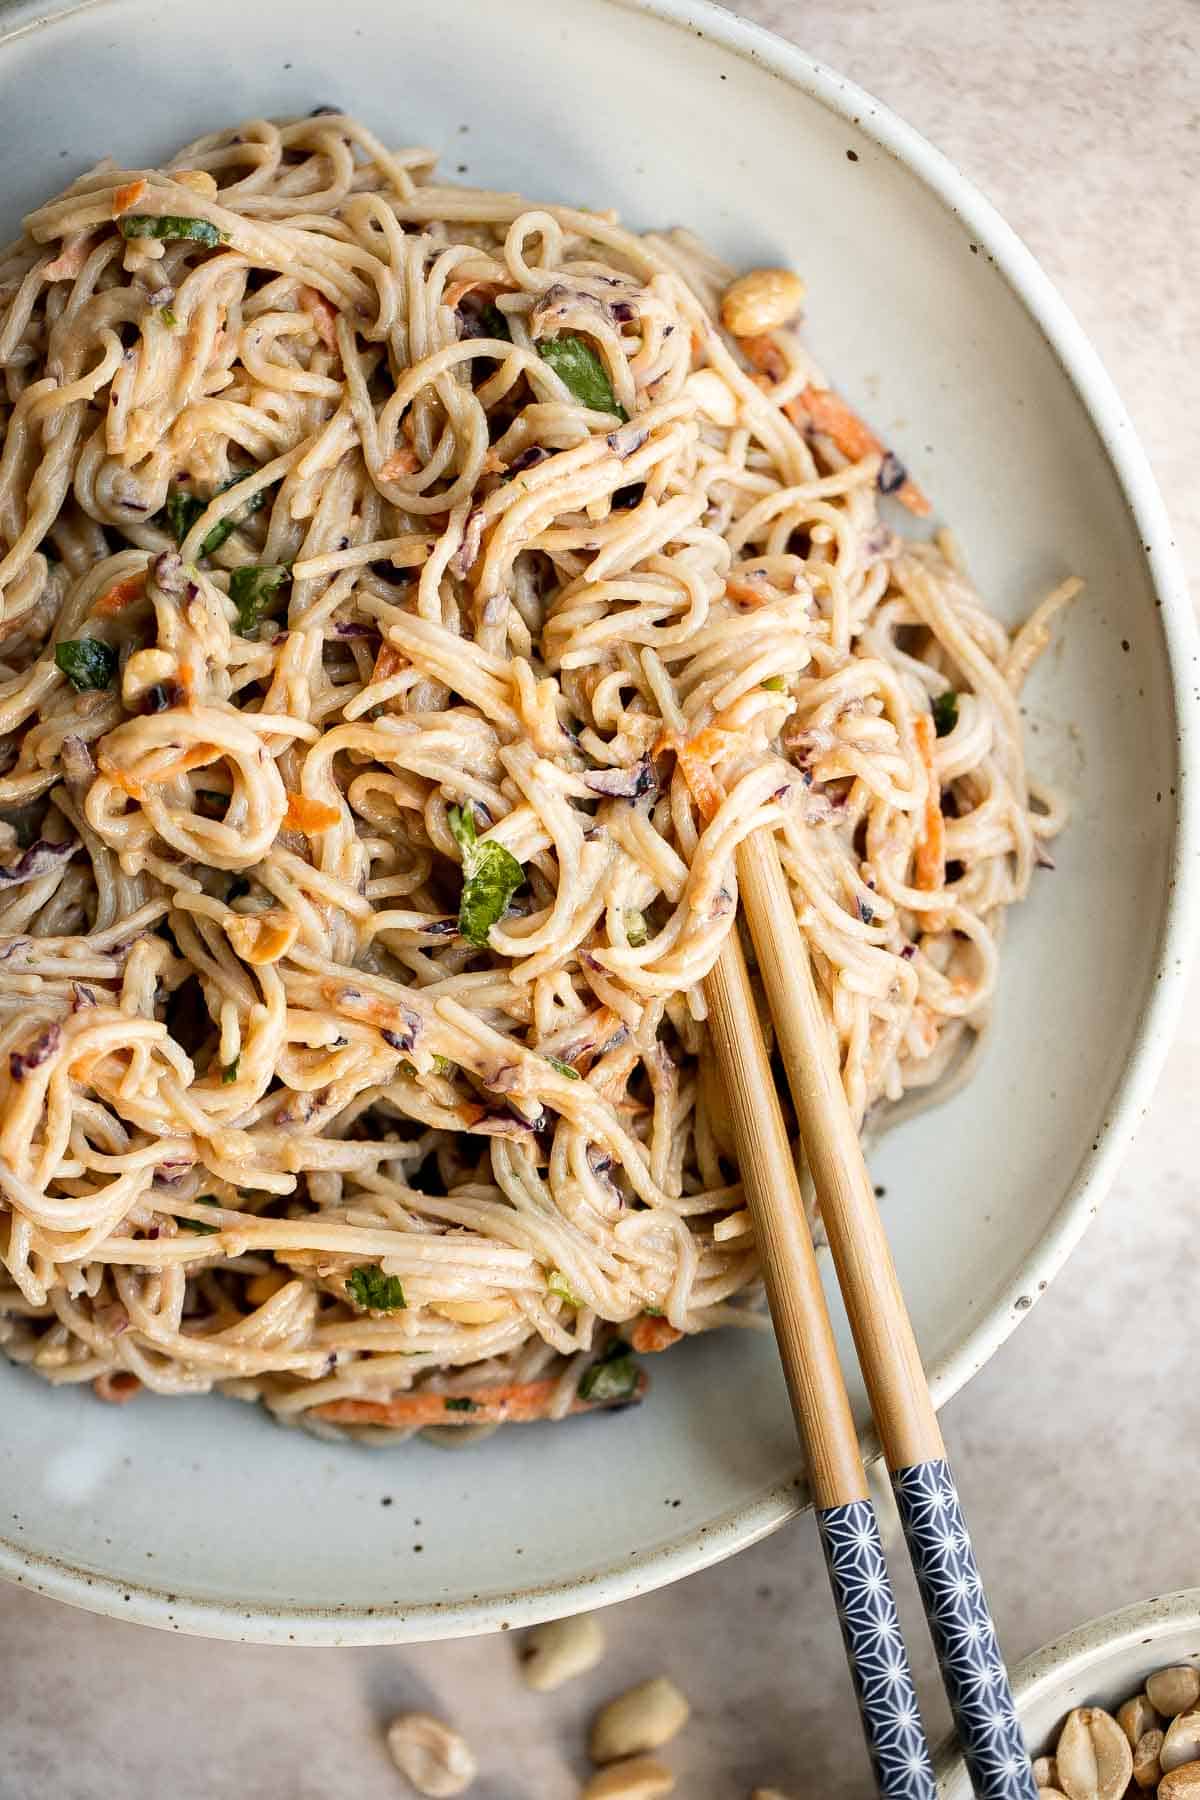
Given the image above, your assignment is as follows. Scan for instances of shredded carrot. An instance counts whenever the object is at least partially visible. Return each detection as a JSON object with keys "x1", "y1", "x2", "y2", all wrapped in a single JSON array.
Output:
[
  {"x1": 316, "y1": 1369, "x2": 648, "y2": 1428},
  {"x1": 93, "y1": 1371, "x2": 141, "y2": 1404},
  {"x1": 377, "y1": 445, "x2": 420, "y2": 481},
  {"x1": 442, "y1": 278, "x2": 500, "y2": 309},
  {"x1": 111, "y1": 178, "x2": 147, "y2": 219},
  {"x1": 94, "y1": 572, "x2": 147, "y2": 616},
  {"x1": 297, "y1": 284, "x2": 338, "y2": 351},
  {"x1": 739, "y1": 333, "x2": 788, "y2": 383},
  {"x1": 285, "y1": 792, "x2": 341, "y2": 835},
  {"x1": 628, "y1": 1315, "x2": 683, "y2": 1354},
  {"x1": 100, "y1": 742, "x2": 219, "y2": 799},
  {"x1": 369, "y1": 642, "x2": 406, "y2": 685},
  {"x1": 655, "y1": 724, "x2": 747, "y2": 823},
  {"x1": 44, "y1": 236, "x2": 94, "y2": 281},
  {"x1": 724, "y1": 576, "x2": 771, "y2": 608},
  {"x1": 791, "y1": 385, "x2": 931, "y2": 517},
  {"x1": 912, "y1": 712, "x2": 946, "y2": 892}
]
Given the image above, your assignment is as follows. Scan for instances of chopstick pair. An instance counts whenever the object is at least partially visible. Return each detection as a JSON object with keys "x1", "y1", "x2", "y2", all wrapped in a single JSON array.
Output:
[{"x1": 703, "y1": 831, "x2": 1036, "y2": 1800}]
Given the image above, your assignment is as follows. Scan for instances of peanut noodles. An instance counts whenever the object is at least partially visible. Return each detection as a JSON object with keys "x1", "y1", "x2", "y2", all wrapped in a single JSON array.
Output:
[{"x1": 0, "y1": 113, "x2": 1078, "y2": 1440}]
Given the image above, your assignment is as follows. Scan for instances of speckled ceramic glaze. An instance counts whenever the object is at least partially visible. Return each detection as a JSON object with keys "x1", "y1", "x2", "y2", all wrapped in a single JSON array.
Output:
[
  {"x1": 0, "y1": 0, "x2": 1194, "y2": 1644},
  {"x1": 936, "y1": 1591, "x2": 1200, "y2": 1795}
]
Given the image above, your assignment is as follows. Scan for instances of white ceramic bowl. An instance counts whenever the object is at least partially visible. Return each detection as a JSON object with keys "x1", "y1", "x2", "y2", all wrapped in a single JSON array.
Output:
[
  {"x1": 936, "y1": 1591, "x2": 1200, "y2": 1795},
  {"x1": 0, "y1": 0, "x2": 1195, "y2": 1645}
]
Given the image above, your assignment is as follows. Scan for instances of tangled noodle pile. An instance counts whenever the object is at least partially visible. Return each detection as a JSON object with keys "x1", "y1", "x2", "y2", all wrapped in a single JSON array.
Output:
[{"x1": 0, "y1": 114, "x2": 1077, "y2": 1439}]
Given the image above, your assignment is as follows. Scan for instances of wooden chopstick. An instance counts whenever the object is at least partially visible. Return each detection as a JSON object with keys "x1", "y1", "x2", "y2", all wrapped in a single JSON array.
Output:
[
  {"x1": 704, "y1": 929, "x2": 937, "y2": 1800},
  {"x1": 735, "y1": 829, "x2": 1037, "y2": 1800}
]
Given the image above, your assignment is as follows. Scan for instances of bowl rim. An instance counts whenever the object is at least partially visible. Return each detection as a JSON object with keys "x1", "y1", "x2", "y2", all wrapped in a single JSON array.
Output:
[
  {"x1": 934, "y1": 1588, "x2": 1200, "y2": 1785},
  {"x1": 0, "y1": 0, "x2": 1197, "y2": 1645}
]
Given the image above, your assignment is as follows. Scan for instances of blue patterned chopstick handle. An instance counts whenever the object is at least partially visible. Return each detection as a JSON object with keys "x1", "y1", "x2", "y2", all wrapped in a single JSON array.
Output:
[
  {"x1": 892, "y1": 1459, "x2": 1037, "y2": 1800},
  {"x1": 817, "y1": 1499, "x2": 938, "y2": 1799}
]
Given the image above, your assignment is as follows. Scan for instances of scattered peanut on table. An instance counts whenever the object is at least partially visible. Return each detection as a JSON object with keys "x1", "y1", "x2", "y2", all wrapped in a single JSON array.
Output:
[
  {"x1": 581, "y1": 1756, "x2": 676, "y2": 1799},
  {"x1": 589, "y1": 1676, "x2": 691, "y2": 1765},
  {"x1": 385, "y1": 1712, "x2": 477, "y2": 1798},
  {"x1": 1033, "y1": 1664, "x2": 1200, "y2": 1800},
  {"x1": 518, "y1": 1612, "x2": 606, "y2": 1691}
]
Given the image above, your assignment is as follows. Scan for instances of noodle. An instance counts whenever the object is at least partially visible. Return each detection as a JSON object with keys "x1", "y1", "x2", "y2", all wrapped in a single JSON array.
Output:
[{"x1": 0, "y1": 113, "x2": 1077, "y2": 1439}]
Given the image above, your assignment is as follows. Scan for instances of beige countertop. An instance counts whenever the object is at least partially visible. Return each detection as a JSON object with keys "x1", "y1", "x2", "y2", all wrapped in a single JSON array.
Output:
[{"x1": 2, "y1": 3, "x2": 1197, "y2": 1796}]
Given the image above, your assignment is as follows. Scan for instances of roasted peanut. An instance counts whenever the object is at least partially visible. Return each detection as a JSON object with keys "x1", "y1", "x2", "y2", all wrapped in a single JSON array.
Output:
[
  {"x1": 582, "y1": 1758, "x2": 675, "y2": 1799},
  {"x1": 1148, "y1": 1668, "x2": 1200, "y2": 1721},
  {"x1": 1055, "y1": 1706, "x2": 1132, "y2": 1800},
  {"x1": 589, "y1": 1677, "x2": 690, "y2": 1764},
  {"x1": 1117, "y1": 1696, "x2": 1158, "y2": 1749},
  {"x1": 385, "y1": 1712, "x2": 476, "y2": 1797},
  {"x1": 1131, "y1": 1727, "x2": 1163, "y2": 1788},
  {"x1": 720, "y1": 268, "x2": 806, "y2": 338},
  {"x1": 1161, "y1": 1710, "x2": 1200, "y2": 1773},
  {"x1": 519, "y1": 1612, "x2": 606, "y2": 1691}
]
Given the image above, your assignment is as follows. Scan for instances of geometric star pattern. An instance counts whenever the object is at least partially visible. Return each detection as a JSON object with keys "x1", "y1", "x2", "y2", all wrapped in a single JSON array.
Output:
[
  {"x1": 892, "y1": 1459, "x2": 1039, "y2": 1800},
  {"x1": 817, "y1": 1498, "x2": 937, "y2": 1798}
]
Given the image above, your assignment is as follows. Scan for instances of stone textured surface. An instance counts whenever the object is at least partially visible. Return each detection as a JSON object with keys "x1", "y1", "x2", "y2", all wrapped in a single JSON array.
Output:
[{"x1": 1, "y1": 3, "x2": 1196, "y2": 1795}]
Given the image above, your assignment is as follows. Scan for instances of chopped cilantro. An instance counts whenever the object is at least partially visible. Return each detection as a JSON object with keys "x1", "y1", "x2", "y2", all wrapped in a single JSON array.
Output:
[
  {"x1": 158, "y1": 305, "x2": 178, "y2": 330},
  {"x1": 55, "y1": 638, "x2": 117, "y2": 692},
  {"x1": 443, "y1": 1396, "x2": 478, "y2": 1413},
  {"x1": 164, "y1": 473, "x2": 268, "y2": 556},
  {"x1": 761, "y1": 675, "x2": 787, "y2": 692},
  {"x1": 229, "y1": 563, "x2": 290, "y2": 636},
  {"x1": 543, "y1": 1053, "x2": 580, "y2": 1081},
  {"x1": 578, "y1": 1339, "x2": 639, "y2": 1403},
  {"x1": 179, "y1": 1198, "x2": 220, "y2": 1237},
  {"x1": 538, "y1": 334, "x2": 627, "y2": 420},
  {"x1": 932, "y1": 690, "x2": 959, "y2": 737},
  {"x1": 119, "y1": 214, "x2": 225, "y2": 248},
  {"x1": 346, "y1": 1265, "x2": 407, "y2": 1311},
  {"x1": 220, "y1": 1056, "x2": 240, "y2": 1084},
  {"x1": 447, "y1": 803, "x2": 525, "y2": 948},
  {"x1": 547, "y1": 1269, "x2": 581, "y2": 1307},
  {"x1": 479, "y1": 304, "x2": 511, "y2": 341},
  {"x1": 623, "y1": 909, "x2": 649, "y2": 947}
]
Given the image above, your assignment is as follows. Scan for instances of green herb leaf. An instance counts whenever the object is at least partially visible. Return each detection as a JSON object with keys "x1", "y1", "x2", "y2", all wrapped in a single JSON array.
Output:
[
  {"x1": 761, "y1": 674, "x2": 787, "y2": 692},
  {"x1": 55, "y1": 638, "x2": 117, "y2": 692},
  {"x1": 623, "y1": 909, "x2": 649, "y2": 947},
  {"x1": 119, "y1": 214, "x2": 224, "y2": 248},
  {"x1": 229, "y1": 563, "x2": 290, "y2": 636},
  {"x1": 431, "y1": 1055, "x2": 456, "y2": 1078},
  {"x1": 221, "y1": 1056, "x2": 240, "y2": 1084},
  {"x1": 179, "y1": 1201, "x2": 220, "y2": 1235},
  {"x1": 479, "y1": 304, "x2": 511, "y2": 341},
  {"x1": 158, "y1": 305, "x2": 178, "y2": 330},
  {"x1": 538, "y1": 334, "x2": 627, "y2": 420},
  {"x1": 543, "y1": 1054, "x2": 580, "y2": 1081},
  {"x1": 547, "y1": 1269, "x2": 581, "y2": 1308},
  {"x1": 644, "y1": 1305, "x2": 664, "y2": 1317},
  {"x1": 932, "y1": 690, "x2": 959, "y2": 737},
  {"x1": 448, "y1": 804, "x2": 524, "y2": 948},
  {"x1": 164, "y1": 473, "x2": 267, "y2": 556},
  {"x1": 447, "y1": 803, "x2": 477, "y2": 857},
  {"x1": 346, "y1": 1265, "x2": 407, "y2": 1312},
  {"x1": 578, "y1": 1340, "x2": 639, "y2": 1403},
  {"x1": 443, "y1": 1396, "x2": 478, "y2": 1413}
]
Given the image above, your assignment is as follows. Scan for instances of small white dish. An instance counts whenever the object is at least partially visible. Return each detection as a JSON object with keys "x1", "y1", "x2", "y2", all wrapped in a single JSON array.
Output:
[
  {"x1": 936, "y1": 1590, "x2": 1200, "y2": 1794},
  {"x1": 0, "y1": 0, "x2": 1195, "y2": 1643}
]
